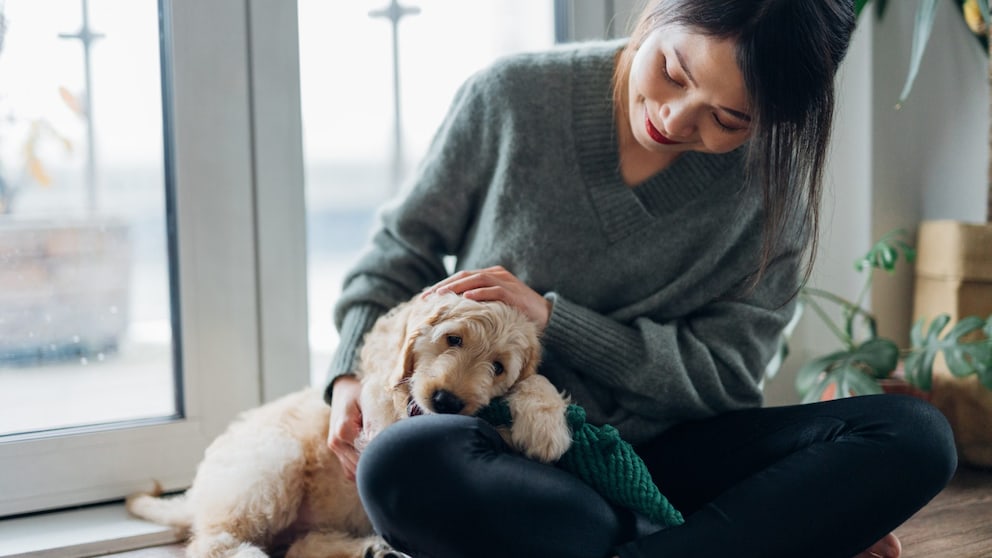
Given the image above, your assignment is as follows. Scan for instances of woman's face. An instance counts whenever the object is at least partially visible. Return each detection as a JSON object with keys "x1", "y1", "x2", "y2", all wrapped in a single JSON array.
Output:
[{"x1": 627, "y1": 24, "x2": 752, "y2": 155}]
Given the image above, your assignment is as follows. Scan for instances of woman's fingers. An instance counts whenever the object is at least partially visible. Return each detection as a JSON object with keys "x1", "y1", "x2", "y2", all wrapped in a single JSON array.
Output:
[
  {"x1": 326, "y1": 376, "x2": 364, "y2": 481},
  {"x1": 424, "y1": 266, "x2": 550, "y2": 328}
]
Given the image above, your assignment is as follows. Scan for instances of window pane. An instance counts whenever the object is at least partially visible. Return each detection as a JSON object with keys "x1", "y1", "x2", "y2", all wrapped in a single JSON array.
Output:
[
  {"x1": 0, "y1": 0, "x2": 176, "y2": 435},
  {"x1": 299, "y1": 0, "x2": 555, "y2": 385}
]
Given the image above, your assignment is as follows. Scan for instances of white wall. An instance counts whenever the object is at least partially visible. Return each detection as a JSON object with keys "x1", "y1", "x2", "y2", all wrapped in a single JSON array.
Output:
[
  {"x1": 870, "y1": 0, "x2": 988, "y2": 344},
  {"x1": 764, "y1": 12, "x2": 876, "y2": 405}
]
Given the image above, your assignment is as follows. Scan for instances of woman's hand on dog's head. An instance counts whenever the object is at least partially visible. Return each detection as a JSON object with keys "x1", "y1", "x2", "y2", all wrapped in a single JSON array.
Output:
[
  {"x1": 422, "y1": 266, "x2": 552, "y2": 330},
  {"x1": 327, "y1": 375, "x2": 364, "y2": 481}
]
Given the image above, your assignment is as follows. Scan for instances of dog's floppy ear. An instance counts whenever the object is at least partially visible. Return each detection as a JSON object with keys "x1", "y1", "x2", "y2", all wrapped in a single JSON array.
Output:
[
  {"x1": 393, "y1": 329, "x2": 419, "y2": 389},
  {"x1": 518, "y1": 334, "x2": 543, "y2": 380},
  {"x1": 390, "y1": 299, "x2": 454, "y2": 390}
]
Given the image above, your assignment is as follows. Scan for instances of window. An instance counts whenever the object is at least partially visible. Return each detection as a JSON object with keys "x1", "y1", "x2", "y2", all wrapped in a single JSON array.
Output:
[
  {"x1": 0, "y1": 0, "x2": 308, "y2": 517},
  {"x1": 0, "y1": 0, "x2": 175, "y2": 437},
  {"x1": 299, "y1": 0, "x2": 555, "y2": 385},
  {"x1": 0, "y1": 0, "x2": 621, "y2": 521}
]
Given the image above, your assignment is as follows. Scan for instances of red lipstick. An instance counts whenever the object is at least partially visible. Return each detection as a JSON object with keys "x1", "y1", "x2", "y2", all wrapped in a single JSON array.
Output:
[{"x1": 645, "y1": 109, "x2": 679, "y2": 145}]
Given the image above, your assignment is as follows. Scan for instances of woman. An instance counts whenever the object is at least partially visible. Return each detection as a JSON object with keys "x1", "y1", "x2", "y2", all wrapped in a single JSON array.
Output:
[{"x1": 324, "y1": 1, "x2": 957, "y2": 557}]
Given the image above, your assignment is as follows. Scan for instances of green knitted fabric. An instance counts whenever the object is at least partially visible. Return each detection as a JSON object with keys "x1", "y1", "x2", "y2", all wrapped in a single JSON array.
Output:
[{"x1": 476, "y1": 398, "x2": 684, "y2": 528}]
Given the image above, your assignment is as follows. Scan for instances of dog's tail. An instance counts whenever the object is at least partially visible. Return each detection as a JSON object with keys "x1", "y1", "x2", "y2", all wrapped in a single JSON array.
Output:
[{"x1": 125, "y1": 481, "x2": 192, "y2": 539}]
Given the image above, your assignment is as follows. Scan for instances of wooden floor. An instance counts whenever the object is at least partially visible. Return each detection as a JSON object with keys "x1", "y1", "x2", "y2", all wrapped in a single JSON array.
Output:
[
  {"x1": 111, "y1": 467, "x2": 992, "y2": 558},
  {"x1": 895, "y1": 465, "x2": 992, "y2": 557}
]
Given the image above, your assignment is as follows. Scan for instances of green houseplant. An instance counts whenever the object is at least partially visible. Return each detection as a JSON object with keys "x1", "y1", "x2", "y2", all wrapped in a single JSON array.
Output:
[
  {"x1": 792, "y1": 230, "x2": 992, "y2": 404},
  {"x1": 852, "y1": 0, "x2": 992, "y2": 467}
]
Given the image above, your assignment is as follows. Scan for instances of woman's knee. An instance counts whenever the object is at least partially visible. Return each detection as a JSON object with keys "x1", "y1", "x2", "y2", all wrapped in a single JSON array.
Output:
[
  {"x1": 874, "y1": 395, "x2": 957, "y2": 489},
  {"x1": 356, "y1": 415, "x2": 504, "y2": 530}
]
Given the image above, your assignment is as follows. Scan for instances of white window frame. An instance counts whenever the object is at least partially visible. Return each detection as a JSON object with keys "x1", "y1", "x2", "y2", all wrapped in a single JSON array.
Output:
[{"x1": 0, "y1": 0, "x2": 308, "y2": 518}]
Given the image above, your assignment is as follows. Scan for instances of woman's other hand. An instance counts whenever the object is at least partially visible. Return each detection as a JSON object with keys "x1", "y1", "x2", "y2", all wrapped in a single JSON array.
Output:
[
  {"x1": 327, "y1": 375, "x2": 364, "y2": 481},
  {"x1": 424, "y1": 265, "x2": 552, "y2": 329}
]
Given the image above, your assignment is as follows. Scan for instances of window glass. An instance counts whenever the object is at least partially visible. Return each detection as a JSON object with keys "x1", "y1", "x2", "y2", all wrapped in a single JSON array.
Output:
[
  {"x1": 299, "y1": 0, "x2": 555, "y2": 385},
  {"x1": 0, "y1": 0, "x2": 175, "y2": 436}
]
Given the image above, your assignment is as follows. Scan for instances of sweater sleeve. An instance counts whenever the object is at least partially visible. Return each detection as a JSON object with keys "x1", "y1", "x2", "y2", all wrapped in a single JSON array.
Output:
[
  {"x1": 324, "y1": 69, "x2": 500, "y2": 398},
  {"x1": 540, "y1": 250, "x2": 799, "y2": 426}
]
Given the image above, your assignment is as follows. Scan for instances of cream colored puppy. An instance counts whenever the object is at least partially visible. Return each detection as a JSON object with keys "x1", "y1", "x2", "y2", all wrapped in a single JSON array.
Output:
[
  {"x1": 127, "y1": 293, "x2": 571, "y2": 558},
  {"x1": 358, "y1": 292, "x2": 572, "y2": 462}
]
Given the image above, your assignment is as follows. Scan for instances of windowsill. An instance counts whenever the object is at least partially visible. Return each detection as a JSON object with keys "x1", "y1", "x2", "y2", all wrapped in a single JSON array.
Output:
[{"x1": 0, "y1": 502, "x2": 180, "y2": 558}]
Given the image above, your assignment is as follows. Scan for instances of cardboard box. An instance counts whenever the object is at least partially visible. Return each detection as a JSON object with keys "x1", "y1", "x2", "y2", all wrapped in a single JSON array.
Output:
[
  {"x1": 912, "y1": 219, "x2": 992, "y2": 467},
  {"x1": 913, "y1": 220, "x2": 992, "y2": 324}
]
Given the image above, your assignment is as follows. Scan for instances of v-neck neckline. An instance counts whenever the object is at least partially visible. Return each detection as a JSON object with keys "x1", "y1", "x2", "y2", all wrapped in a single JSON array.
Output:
[{"x1": 570, "y1": 44, "x2": 743, "y2": 244}]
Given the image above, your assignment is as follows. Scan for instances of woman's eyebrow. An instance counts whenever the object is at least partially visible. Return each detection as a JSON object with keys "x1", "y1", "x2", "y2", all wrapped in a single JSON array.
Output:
[
  {"x1": 674, "y1": 47, "x2": 752, "y2": 123},
  {"x1": 721, "y1": 106, "x2": 752, "y2": 122},
  {"x1": 674, "y1": 47, "x2": 698, "y2": 87}
]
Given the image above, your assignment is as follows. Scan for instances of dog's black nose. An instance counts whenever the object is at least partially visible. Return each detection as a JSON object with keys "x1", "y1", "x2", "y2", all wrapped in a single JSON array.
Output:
[{"x1": 431, "y1": 390, "x2": 465, "y2": 414}]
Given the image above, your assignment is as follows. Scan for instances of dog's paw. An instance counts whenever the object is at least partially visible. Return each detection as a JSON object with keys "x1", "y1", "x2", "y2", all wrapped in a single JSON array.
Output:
[
  {"x1": 510, "y1": 409, "x2": 573, "y2": 463},
  {"x1": 505, "y1": 375, "x2": 573, "y2": 463}
]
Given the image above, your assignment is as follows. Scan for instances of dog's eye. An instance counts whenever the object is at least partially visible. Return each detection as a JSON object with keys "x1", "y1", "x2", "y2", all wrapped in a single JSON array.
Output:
[
  {"x1": 446, "y1": 335, "x2": 462, "y2": 347},
  {"x1": 492, "y1": 362, "x2": 504, "y2": 376}
]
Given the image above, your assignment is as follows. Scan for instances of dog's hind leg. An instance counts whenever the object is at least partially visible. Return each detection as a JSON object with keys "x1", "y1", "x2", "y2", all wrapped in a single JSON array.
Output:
[
  {"x1": 286, "y1": 531, "x2": 402, "y2": 558},
  {"x1": 184, "y1": 428, "x2": 311, "y2": 558}
]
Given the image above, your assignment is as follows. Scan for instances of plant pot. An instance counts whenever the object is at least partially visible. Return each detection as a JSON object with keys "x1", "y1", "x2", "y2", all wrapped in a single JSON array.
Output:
[
  {"x1": 0, "y1": 216, "x2": 131, "y2": 363},
  {"x1": 913, "y1": 219, "x2": 992, "y2": 469},
  {"x1": 930, "y1": 372, "x2": 992, "y2": 469},
  {"x1": 878, "y1": 377, "x2": 932, "y2": 401}
]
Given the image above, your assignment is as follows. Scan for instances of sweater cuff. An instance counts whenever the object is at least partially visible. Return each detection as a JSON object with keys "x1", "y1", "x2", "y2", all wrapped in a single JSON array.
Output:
[
  {"x1": 542, "y1": 292, "x2": 647, "y2": 388},
  {"x1": 323, "y1": 303, "x2": 387, "y2": 405},
  {"x1": 542, "y1": 293, "x2": 612, "y2": 361}
]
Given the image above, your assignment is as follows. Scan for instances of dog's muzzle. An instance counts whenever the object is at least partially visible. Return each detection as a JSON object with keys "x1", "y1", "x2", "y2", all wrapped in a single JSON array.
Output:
[{"x1": 430, "y1": 389, "x2": 466, "y2": 414}]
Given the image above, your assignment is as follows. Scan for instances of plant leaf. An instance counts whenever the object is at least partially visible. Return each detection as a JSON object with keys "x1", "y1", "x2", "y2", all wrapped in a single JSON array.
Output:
[
  {"x1": 855, "y1": 229, "x2": 913, "y2": 273},
  {"x1": 801, "y1": 376, "x2": 832, "y2": 404},
  {"x1": 812, "y1": 363, "x2": 885, "y2": 401},
  {"x1": 796, "y1": 351, "x2": 848, "y2": 395},
  {"x1": 851, "y1": 338, "x2": 900, "y2": 378},
  {"x1": 877, "y1": 0, "x2": 889, "y2": 19},
  {"x1": 898, "y1": 0, "x2": 941, "y2": 106},
  {"x1": 978, "y1": 0, "x2": 992, "y2": 27},
  {"x1": 905, "y1": 314, "x2": 992, "y2": 389},
  {"x1": 855, "y1": 0, "x2": 871, "y2": 18},
  {"x1": 845, "y1": 366, "x2": 887, "y2": 396}
]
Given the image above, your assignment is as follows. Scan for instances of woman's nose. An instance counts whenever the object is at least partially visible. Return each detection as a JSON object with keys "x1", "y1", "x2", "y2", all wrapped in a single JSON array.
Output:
[{"x1": 660, "y1": 101, "x2": 695, "y2": 140}]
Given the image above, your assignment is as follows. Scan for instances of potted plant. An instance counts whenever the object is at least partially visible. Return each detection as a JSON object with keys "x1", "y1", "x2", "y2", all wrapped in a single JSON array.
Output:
[
  {"x1": 782, "y1": 229, "x2": 992, "y2": 467},
  {"x1": 854, "y1": 0, "x2": 992, "y2": 467},
  {"x1": 792, "y1": 230, "x2": 992, "y2": 401}
]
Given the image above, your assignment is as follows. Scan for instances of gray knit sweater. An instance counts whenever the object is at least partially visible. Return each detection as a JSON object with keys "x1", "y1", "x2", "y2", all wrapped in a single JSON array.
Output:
[{"x1": 326, "y1": 40, "x2": 801, "y2": 443}]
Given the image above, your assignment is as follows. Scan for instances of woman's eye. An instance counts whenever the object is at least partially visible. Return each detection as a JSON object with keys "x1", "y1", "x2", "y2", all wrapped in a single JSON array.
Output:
[
  {"x1": 661, "y1": 58, "x2": 681, "y2": 87},
  {"x1": 492, "y1": 362, "x2": 505, "y2": 376},
  {"x1": 446, "y1": 335, "x2": 462, "y2": 347},
  {"x1": 713, "y1": 114, "x2": 747, "y2": 133}
]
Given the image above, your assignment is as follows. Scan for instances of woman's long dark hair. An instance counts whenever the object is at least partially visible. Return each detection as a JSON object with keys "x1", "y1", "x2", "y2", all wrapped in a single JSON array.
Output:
[{"x1": 614, "y1": 0, "x2": 856, "y2": 294}]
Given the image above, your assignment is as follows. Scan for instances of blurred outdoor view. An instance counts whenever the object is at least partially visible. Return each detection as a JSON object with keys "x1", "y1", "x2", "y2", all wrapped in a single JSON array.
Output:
[
  {"x1": 299, "y1": 0, "x2": 554, "y2": 386},
  {"x1": 0, "y1": 0, "x2": 174, "y2": 436},
  {"x1": 0, "y1": 0, "x2": 555, "y2": 437}
]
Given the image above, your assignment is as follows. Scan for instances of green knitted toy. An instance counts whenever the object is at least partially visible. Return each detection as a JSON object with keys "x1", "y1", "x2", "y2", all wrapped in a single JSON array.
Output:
[{"x1": 476, "y1": 399, "x2": 684, "y2": 528}]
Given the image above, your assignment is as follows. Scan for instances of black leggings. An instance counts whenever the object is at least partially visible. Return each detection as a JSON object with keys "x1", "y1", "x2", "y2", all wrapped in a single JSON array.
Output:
[{"x1": 356, "y1": 395, "x2": 957, "y2": 558}]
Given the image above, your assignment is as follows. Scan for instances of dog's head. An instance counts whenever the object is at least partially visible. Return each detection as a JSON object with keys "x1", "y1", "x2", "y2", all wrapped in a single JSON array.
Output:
[{"x1": 391, "y1": 293, "x2": 542, "y2": 418}]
